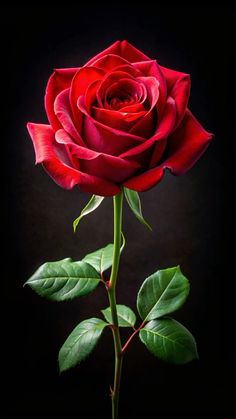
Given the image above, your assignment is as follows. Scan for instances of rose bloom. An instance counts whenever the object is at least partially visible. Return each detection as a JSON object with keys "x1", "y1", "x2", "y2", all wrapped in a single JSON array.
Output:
[{"x1": 27, "y1": 40, "x2": 212, "y2": 196}]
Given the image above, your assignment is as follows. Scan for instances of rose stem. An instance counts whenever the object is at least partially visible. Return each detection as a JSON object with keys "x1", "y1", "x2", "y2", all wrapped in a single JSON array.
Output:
[{"x1": 107, "y1": 191, "x2": 123, "y2": 419}]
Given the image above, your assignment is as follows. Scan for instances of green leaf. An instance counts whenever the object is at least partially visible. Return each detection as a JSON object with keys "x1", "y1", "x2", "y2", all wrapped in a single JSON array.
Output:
[
  {"x1": 124, "y1": 188, "x2": 152, "y2": 231},
  {"x1": 137, "y1": 266, "x2": 189, "y2": 322},
  {"x1": 73, "y1": 195, "x2": 104, "y2": 232},
  {"x1": 101, "y1": 305, "x2": 136, "y2": 327},
  {"x1": 59, "y1": 318, "x2": 107, "y2": 372},
  {"x1": 82, "y1": 244, "x2": 113, "y2": 274},
  {"x1": 82, "y1": 232, "x2": 125, "y2": 274},
  {"x1": 139, "y1": 318, "x2": 198, "y2": 364},
  {"x1": 25, "y1": 260, "x2": 100, "y2": 301}
]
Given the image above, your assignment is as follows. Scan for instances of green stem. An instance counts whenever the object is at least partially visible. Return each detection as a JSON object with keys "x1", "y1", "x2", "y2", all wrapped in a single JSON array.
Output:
[{"x1": 107, "y1": 191, "x2": 123, "y2": 419}]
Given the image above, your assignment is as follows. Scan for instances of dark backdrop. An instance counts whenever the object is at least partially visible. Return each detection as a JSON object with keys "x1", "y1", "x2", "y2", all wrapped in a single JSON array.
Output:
[{"x1": 4, "y1": 2, "x2": 235, "y2": 418}]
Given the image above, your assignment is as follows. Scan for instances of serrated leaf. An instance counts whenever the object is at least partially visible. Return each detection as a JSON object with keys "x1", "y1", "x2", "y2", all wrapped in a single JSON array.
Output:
[
  {"x1": 59, "y1": 318, "x2": 107, "y2": 372},
  {"x1": 137, "y1": 266, "x2": 189, "y2": 322},
  {"x1": 82, "y1": 232, "x2": 125, "y2": 274},
  {"x1": 73, "y1": 195, "x2": 104, "y2": 232},
  {"x1": 124, "y1": 188, "x2": 152, "y2": 231},
  {"x1": 82, "y1": 244, "x2": 113, "y2": 274},
  {"x1": 139, "y1": 318, "x2": 198, "y2": 364},
  {"x1": 101, "y1": 305, "x2": 136, "y2": 327},
  {"x1": 25, "y1": 260, "x2": 100, "y2": 301}
]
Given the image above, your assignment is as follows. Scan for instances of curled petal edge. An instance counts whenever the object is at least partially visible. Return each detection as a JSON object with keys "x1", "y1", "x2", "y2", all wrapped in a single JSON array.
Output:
[
  {"x1": 123, "y1": 109, "x2": 213, "y2": 191},
  {"x1": 27, "y1": 123, "x2": 120, "y2": 196}
]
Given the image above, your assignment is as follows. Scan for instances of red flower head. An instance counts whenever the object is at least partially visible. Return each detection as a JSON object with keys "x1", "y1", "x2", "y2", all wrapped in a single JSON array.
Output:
[{"x1": 27, "y1": 40, "x2": 212, "y2": 196}]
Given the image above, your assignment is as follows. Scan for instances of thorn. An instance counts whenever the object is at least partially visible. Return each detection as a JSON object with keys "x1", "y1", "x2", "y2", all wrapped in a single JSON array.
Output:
[{"x1": 110, "y1": 386, "x2": 114, "y2": 397}]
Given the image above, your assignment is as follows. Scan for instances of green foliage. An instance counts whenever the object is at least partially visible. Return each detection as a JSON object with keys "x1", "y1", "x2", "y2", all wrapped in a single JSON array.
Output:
[
  {"x1": 82, "y1": 244, "x2": 113, "y2": 274},
  {"x1": 73, "y1": 195, "x2": 104, "y2": 232},
  {"x1": 139, "y1": 318, "x2": 198, "y2": 364},
  {"x1": 25, "y1": 260, "x2": 100, "y2": 301},
  {"x1": 137, "y1": 266, "x2": 189, "y2": 321},
  {"x1": 59, "y1": 318, "x2": 108, "y2": 372},
  {"x1": 124, "y1": 188, "x2": 152, "y2": 230},
  {"x1": 102, "y1": 305, "x2": 136, "y2": 327},
  {"x1": 82, "y1": 232, "x2": 125, "y2": 274}
]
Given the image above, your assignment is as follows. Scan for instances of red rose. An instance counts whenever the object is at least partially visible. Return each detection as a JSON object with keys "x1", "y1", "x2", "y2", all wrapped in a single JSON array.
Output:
[{"x1": 27, "y1": 40, "x2": 212, "y2": 196}]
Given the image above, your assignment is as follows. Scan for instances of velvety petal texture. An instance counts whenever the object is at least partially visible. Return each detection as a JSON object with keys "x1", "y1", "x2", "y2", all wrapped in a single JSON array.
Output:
[{"x1": 27, "y1": 40, "x2": 213, "y2": 196}]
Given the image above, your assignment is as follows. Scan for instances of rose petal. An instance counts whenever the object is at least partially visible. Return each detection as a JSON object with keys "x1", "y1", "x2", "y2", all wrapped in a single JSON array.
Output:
[
  {"x1": 55, "y1": 129, "x2": 138, "y2": 166},
  {"x1": 148, "y1": 140, "x2": 167, "y2": 169},
  {"x1": 77, "y1": 96, "x2": 145, "y2": 155},
  {"x1": 27, "y1": 123, "x2": 64, "y2": 163},
  {"x1": 137, "y1": 76, "x2": 159, "y2": 108},
  {"x1": 117, "y1": 103, "x2": 146, "y2": 113},
  {"x1": 120, "y1": 40, "x2": 150, "y2": 62},
  {"x1": 133, "y1": 60, "x2": 167, "y2": 115},
  {"x1": 148, "y1": 98, "x2": 176, "y2": 168},
  {"x1": 43, "y1": 160, "x2": 120, "y2": 196},
  {"x1": 162, "y1": 109, "x2": 213, "y2": 174},
  {"x1": 96, "y1": 70, "x2": 136, "y2": 108},
  {"x1": 120, "y1": 97, "x2": 176, "y2": 162},
  {"x1": 27, "y1": 123, "x2": 120, "y2": 196},
  {"x1": 123, "y1": 108, "x2": 212, "y2": 191},
  {"x1": 104, "y1": 78, "x2": 146, "y2": 110},
  {"x1": 89, "y1": 54, "x2": 132, "y2": 72},
  {"x1": 129, "y1": 111, "x2": 155, "y2": 138},
  {"x1": 85, "y1": 41, "x2": 122, "y2": 66},
  {"x1": 54, "y1": 88, "x2": 85, "y2": 145},
  {"x1": 70, "y1": 67, "x2": 105, "y2": 129},
  {"x1": 123, "y1": 166, "x2": 165, "y2": 191},
  {"x1": 85, "y1": 79, "x2": 101, "y2": 110},
  {"x1": 85, "y1": 40, "x2": 150, "y2": 67},
  {"x1": 45, "y1": 68, "x2": 78, "y2": 131},
  {"x1": 108, "y1": 63, "x2": 142, "y2": 78},
  {"x1": 80, "y1": 157, "x2": 137, "y2": 184},
  {"x1": 129, "y1": 76, "x2": 160, "y2": 137},
  {"x1": 160, "y1": 65, "x2": 190, "y2": 127},
  {"x1": 55, "y1": 128, "x2": 139, "y2": 184},
  {"x1": 92, "y1": 107, "x2": 146, "y2": 131}
]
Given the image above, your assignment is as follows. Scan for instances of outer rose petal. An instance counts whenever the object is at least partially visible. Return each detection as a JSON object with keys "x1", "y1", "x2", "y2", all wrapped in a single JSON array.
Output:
[
  {"x1": 27, "y1": 123, "x2": 120, "y2": 196},
  {"x1": 119, "y1": 40, "x2": 151, "y2": 63},
  {"x1": 160, "y1": 65, "x2": 190, "y2": 127},
  {"x1": 85, "y1": 40, "x2": 150, "y2": 67},
  {"x1": 45, "y1": 68, "x2": 78, "y2": 131},
  {"x1": 123, "y1": 109, "x2": 212, "y2": 191},
  {"x1": 80, "y1": 157, "x2": 138, "y2": 184},
  {"x1": 89, "y1": 54, "x2": 132, "y2": 72},
  {"x1": 123, "y1": 166, "x2": 165, "y2": 191},
  {"x1": 162, "y1": 109, "x2": 213, "y2": 174},
  {"x1": 55, "y1": 128, "x2": 140, "y2": 173},
  {"x1": 85, "y1": 41, "x2": 122, "y2": 66}
]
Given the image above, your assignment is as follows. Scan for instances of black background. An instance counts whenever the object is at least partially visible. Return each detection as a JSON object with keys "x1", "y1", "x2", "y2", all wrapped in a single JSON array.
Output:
[{"x1": 3, "y1": 2, "x2": 235, "y2": 418}]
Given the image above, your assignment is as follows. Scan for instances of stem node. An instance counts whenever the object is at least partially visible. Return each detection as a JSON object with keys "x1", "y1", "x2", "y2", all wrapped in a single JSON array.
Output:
[{"x1": 106, "y1": 280, "x2": 111, "y2": 289}]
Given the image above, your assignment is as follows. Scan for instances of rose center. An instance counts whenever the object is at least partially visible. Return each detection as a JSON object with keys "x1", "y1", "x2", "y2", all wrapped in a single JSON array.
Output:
[
  {"x1": 109, "y1": 95, "x2": 133, "y2": 110},
  {"x1": 103, "y1": 78, "x2": 145, "y2": 111}
]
